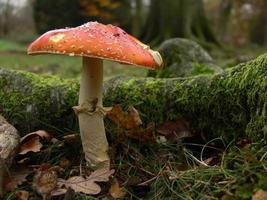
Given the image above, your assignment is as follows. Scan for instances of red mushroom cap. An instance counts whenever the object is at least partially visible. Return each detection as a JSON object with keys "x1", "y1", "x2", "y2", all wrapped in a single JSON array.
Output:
[{"x1": 28, "y1": 22, "x2": 163, "y2": 69}]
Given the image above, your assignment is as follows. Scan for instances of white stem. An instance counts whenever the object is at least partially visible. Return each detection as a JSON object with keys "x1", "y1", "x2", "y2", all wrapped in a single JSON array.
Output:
[{"x1": 76, "y1": 57, "x2": 109, "y2": 168}]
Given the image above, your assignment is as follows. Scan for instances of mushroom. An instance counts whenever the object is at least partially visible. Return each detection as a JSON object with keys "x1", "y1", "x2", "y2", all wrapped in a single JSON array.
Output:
[{"x1": 28, "y1": 21, "x2": 163, "y2": 169}]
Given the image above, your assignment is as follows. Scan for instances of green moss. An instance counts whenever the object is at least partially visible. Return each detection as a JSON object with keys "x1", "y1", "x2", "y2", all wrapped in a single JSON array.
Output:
[
  {"x1": 147, "y1": 38, "x2": 223, "y2": 78},
  {"x1": 0, "y1": 68, "x2": 79, "y2": 134},
  {"x1": 191, "y1": 63, "x2": 215, "y2": 75},
  {"x1": 105, "y1": 54, "x2": 267, "y2": 142},
  {"x1": 0, "y1": 54, "x2": 266, "y2": 140}
]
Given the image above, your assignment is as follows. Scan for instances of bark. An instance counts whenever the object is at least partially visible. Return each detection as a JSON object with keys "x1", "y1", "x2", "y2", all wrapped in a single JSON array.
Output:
[
  {"x1": 142, "y1": 0, "x2": 219, "y2": 46},
  {"x1": 132, "y1": 0, "x2": 143, "y2": 36},
  {"x1": 2, "y1": 0, "x2": 12, "y2": 36},
  {"x1": 0, "y1": 54, "x2": 266, "y2": 142},
  {"x1": 217, "y1": 0, "x2": 232, "y2": 42}
]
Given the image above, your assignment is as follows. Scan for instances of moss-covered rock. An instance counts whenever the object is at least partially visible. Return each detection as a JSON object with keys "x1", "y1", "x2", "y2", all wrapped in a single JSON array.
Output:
[
  {"x1": 0, "y1": 53, "x2": 266, "y2": 142},
  {"x1": 147, "y1": 38, "x2": 224, "y2": 78}
]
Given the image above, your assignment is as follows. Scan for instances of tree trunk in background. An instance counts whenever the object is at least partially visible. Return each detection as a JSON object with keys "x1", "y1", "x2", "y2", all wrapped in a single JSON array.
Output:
[
  {"x1": 217, "y1": 0, "x2": 232, "y2": 43},
  {"x1": 141, "y1": 0, "x2": 162, "y2": 43},
  {"x1": 141, "y1": 0, "x2": 218, "y2": 46},
  {"x1": 249, "y1": 0, "x2": 267, "y2": 45},
  {"x1": 113, "y1": 0, "x2": 132, "y2": 31},
  {"x1": 132, "y1": 0, "x2": 143, "y2": 36},
  {"x1": 217, "y1": 0, "x2": 267, "y2": 47},
  {"x1": 2, "y1": 0, "x2": 11, "y2": 36},
  {"x1": 33, "y1": 0, "x2": 84, "y2": 34}
]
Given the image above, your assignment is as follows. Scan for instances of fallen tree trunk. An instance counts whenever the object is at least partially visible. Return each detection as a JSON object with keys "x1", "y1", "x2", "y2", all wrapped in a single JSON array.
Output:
[{"x1": 0, "y1": 54, "x2": 266, "y2": 142}]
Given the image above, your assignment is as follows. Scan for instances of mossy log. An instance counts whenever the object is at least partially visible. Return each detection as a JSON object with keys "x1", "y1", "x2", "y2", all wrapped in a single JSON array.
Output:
[{"x1": 0, "y1": 54, "x2": 266, "y2": 142}]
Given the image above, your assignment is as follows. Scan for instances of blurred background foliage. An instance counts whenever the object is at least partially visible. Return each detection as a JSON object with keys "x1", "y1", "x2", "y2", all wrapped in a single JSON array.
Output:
[
  {"x1": 0, "y1": 0, "x2": 266, "y2": 78},
  {"x1": 0, "y1": 0, "x2": 266, "y2": 47}
]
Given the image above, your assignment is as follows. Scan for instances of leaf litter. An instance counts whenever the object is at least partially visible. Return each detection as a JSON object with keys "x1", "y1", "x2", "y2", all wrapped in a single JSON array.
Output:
[
  {"x1": 4, "y1": 167, "x2": 32, "y2": 192},
  {"x1": 106, "y1": 104, "x2": 155, "y2": 143},
  {"x1": 109, "y1": 179, "x2": 126, "y2": 199},
  {"x1": 15, "y1": 190, "x2": 29, "y2": 200},
  {"x1": 56, "y1": 168, "x2": 114, "y2": 195},
  {"x1": 3, "y1": 105, "x2": 265, "y2": 200},
  {"x1": 32, "y1": 164, "x2": 60, "y2": 199},
  {"x1": 18, "y1": 130, "x2": 53, "y2": 155}
]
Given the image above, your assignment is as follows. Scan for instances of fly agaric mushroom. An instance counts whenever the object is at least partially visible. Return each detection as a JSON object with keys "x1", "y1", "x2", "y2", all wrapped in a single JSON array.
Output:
[{"x1": 28, "y1": 21, "x2": 163, "y2": 169}]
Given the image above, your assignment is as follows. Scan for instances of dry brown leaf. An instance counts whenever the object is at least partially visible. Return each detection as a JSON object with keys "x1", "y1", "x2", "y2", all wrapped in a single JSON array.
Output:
[
  {"x1": 109, "y1": 179, "x2": 126, "y2": 199},
  {"x1": 59, "y1": 168, "x2": 114, "y2": 195},
  {"x1": 106, "y1": 105, "x2": 155, "y2": 143},
  {"x1": 62, "y1": 176, "x2": 101, "y2": 195},
  {"x1": 15, "y1": 190, "x2": 29, "y2": 200},
  {"x1": 125, "y1": 122, "x2": 155, "y2": 143},
  {"x1": 157, "y1": 119, "x2": 192, "y2": 142},
  {"x1": 18, "y1": 130, "x2": 52, "y2": 155},
  {"x1": 50, "y1": 177, "x2": 68, "y2": 196},
  {"x1": 4, "y1": 168, "x2": 31, "y2": 192},
  {"x1": 203, "y1": 155, "x2": 221, "y2": 167},
  {"x1": 106, "y1": 105, "x2": 142, "y2": 130},
  {"x1": 51, "y1": 186, "x2": 67, "y2": 197},
  {"x1": 17, "y1": 157, "x2": 30, "y2": 164},
  {"x1": 59, "y1": 158, "x2": 71, "y2": 168},
  {"x1": 63, "y1": 134, "x2": 79, "y2": 143},
  {"x1": 19, "y1": 136, "x2": 42, "y2": 155},
  {"x1": 32, "y1": 165, "x2": 59, "y2": 200},
  {"x1": 20, "y1": 130, "x2": 52, "y2": 142},
  {"x1": 252, "y1": 189, "x2": 267, "y2": 200}
]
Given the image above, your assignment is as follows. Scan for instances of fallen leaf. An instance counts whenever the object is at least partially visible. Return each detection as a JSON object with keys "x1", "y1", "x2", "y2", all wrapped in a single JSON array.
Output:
[
  {"x1": 20, "y1": 130, "x2": 52, "y2": 141},
  {"x1": 203, "y1": 155, "x2": 221, "y2": 166},
  {"x1": 125, "y1": 122, "x2": 155, "y2": 143},
  {"x1": 106, "y1": 105, "x2": 155, "y2": 143},
  {"x1": 157, "y1": 119, "x2": 192, "y2": 142},
  {"x1": 4, "y1": 168, "x2": 31, "y2": 192},
  {"x1": 63, "y1": 134, "x2": 79, "y2": 143},
  {"x1": 59, "y1": 158, "x2": 71, "y2": 168},
  {"x1": 109, "y1": 179, "x2": 127, "y2": 199},
  {"x1": 15, "y1": 190, "x2": 29, "y2": 200},
  {"x1": 18, "y1": 130, "x2": 52, "y2": 155},
  {"x1": 139, "y1": 122, "x2": 155, "y2": 143},
  {"x1": 62, "y1": 176, "x2": 101, "y2": 195},
  {"x1": 19, "y1": 136, "x2": 42, "y2": 155},
  {"x1": 32, "y1": 164, "x2": 59, "y2": 200},
  {"x1": 237, "y1": 138, "x2": 252, "y2": 148},
  {"x1": 59, "y1": 168, "x2": 114, "y2": 195},
  {"x1": 52, "y1": 187, "x2": 75, "y2": 199},
  {"x1": 106, "y1": 105, "x2": 142, "y2": 130},
  {"x1": 51, "y1": 187, "x2": 67, "y2": 197},
  {"x1": 252, "y1": 189, "x2": 267, "y2": 200},
  {"x1": 17, "y1": 157, "x2": 30, "y2": 164}
]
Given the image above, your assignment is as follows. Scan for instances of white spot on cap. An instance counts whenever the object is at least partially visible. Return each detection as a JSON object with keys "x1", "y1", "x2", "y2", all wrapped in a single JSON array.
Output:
[
  {"x1": 49, "y1": 33, "x2": 65, "y2": 43},
  {"x1": 69, "y1": 53, "x2": 75, "y2": 56}
]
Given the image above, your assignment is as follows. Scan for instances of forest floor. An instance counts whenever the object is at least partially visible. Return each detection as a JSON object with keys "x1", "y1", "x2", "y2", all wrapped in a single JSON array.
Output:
[{"x1": 0, "y1": 38, "x2": 267, "y2": 200}]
